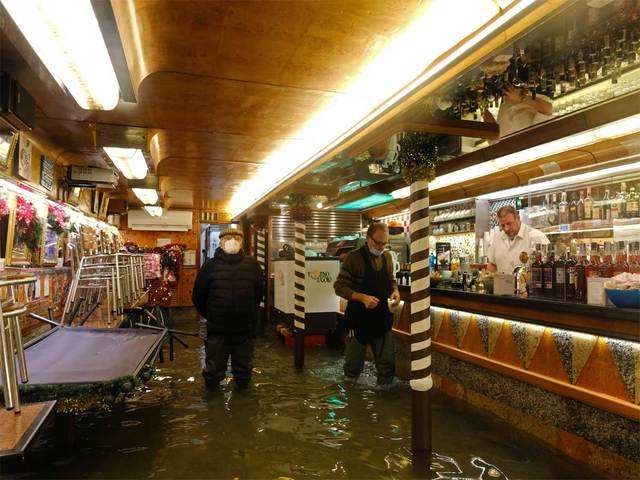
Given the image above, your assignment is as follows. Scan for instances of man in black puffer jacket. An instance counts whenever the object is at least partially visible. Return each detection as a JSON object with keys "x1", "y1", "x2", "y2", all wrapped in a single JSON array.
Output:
[{"x1": 192, "y1": 228, "x2": 264, "y2": 388}]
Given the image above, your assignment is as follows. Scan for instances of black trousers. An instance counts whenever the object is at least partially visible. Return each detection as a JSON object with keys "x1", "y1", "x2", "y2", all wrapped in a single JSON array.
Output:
[{"x1": 202, "y1": 334, "x2": 254, "y2": 387}]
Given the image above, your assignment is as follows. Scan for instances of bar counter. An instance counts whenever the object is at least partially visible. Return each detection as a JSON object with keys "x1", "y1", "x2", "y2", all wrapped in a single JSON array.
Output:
[
  {"x1": 392, "y1": 281, "x2": 639, "y2": 475},
  {"x1": 407, "y1": 286, "x2": 640, "y2": 342}
]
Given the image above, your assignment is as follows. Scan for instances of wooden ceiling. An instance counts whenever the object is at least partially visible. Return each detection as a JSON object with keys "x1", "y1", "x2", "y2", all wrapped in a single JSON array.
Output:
[{"x1": 0, "y1": 0, "x2": 430, "y2": 209}]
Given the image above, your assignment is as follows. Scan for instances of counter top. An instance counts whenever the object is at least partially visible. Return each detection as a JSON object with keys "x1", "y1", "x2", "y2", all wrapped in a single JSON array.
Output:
[{"x1": 397, "y1": 284, "x2": 639, "y2": 342}]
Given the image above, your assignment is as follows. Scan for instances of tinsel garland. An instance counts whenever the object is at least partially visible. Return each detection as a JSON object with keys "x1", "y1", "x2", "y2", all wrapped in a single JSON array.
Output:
[
  {"x1": 287, "y1": 193, "x2": 312, "y2": 223},
  {"x1": 251, "y1": 215, "x2": 269, "y2": 231},
  {"x1": 396, "y1": 132, "x2": 441, "y2": 183}
]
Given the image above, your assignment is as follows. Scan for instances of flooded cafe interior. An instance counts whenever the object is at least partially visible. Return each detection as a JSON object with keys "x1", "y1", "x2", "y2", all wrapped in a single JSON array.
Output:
[{"x1": 0, "y1": 0, "x2": 639, "y2": 478}]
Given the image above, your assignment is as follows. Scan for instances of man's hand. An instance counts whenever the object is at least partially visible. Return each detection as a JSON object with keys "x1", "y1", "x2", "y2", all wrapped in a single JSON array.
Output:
[
  {"x1": 390, "y1": 289, "x2": 401, "y2": 307},
  {"x1": 352, "y1": 292, "x2": 380, "y2": 309},
  {"x1": 503, "y1": 84, "x2": 523, "y2": 103}
]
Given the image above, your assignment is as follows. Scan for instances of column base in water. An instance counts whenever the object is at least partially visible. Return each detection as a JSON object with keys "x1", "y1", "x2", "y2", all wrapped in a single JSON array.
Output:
[
  {"x1": 411, "y1": 387, "x2": 432, "y2": 475},
  {"x1": 294, "y1": 330, "x2": 304, "y2": 368}
]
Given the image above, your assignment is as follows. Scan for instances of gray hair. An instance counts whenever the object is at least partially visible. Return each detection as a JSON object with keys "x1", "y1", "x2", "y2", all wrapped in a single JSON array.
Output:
[
  {"x1": 496, "y1": 205, "x2": 519, "y2": 219},
  {"x1": 366, "y1": 222, "x2": 388, "y2": 238}
]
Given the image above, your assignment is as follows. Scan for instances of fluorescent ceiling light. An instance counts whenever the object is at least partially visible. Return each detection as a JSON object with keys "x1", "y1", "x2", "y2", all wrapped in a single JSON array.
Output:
[
  {"x1": 133, "y1": 188, "x2": 159, "y2": 205},
  {"x1": 1, "y1": 0, "x2": 119, "y2": 110},
  {"x1": 103, "y1": 147, "x2": 148, "y2": 179},
  {"x1": 477, "y1": 159, "x2": 640, "y2": 200},
  {"x1": 230, "y1": 0, "x2": 532, "y2": 216},
  {"x1": 144, "y1": 206, "x2": 163, "y2": 217},
  {"x1": 391, "y1": 186, "x2": 410, "y2": 199},
  {"x1": 380, "y1": 114, "x2": 640, "y2": 206}
]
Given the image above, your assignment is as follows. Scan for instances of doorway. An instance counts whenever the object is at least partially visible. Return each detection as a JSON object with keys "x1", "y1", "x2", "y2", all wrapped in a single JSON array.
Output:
[{"x1": 199, "y1": 223, "x2": 236, "y2": 265}]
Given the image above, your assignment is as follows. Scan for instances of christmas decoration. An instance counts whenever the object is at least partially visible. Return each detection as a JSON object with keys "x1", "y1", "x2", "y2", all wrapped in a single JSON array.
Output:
[
  {"x1": 396, "y1": 132, "x2": 441, "y2": 183},
  {"x1": 287, "y1": 193, "x2": 312, "y2": 222},
  {"x1": 47, "y1": 204, "x2": 69, "y2": 234},
  {"x1": 0, "y1": 195, "x2": 9, "y2": 217},
  {"x1": 16, "y1": 196, "x2": 43, "y2": 253},
  {"x1": 251, "y1": 215, "x2": 268, "y2": 231}
]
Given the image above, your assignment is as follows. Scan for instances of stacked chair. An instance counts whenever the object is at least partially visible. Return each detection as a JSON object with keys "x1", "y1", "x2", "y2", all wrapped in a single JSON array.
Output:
[
  {"x1": 62, "y1": 253, "x2": 145, "y2": 326},
  {"x1": 0, "y1": 275, "x2": 37, "y2": 412}
]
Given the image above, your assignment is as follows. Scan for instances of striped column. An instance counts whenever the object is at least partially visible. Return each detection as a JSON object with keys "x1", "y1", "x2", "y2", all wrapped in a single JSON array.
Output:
[
  {"x1": 293, "y1": 221, "x2": 306, "y2": 368},
  {"x1": 409, "y1": 178, "x2": 432, "y2": 457},
  {"x1": 256, "y1": 230, "x2": 266, "y2": 309}
]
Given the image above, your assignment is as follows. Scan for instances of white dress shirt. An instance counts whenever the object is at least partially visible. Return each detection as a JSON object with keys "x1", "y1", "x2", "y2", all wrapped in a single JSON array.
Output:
[
  {"x1": 487, "y1": 223, "x2": 549, "y2": 274},
  {"x1": 496, "y1": 94, "x2": 553, "y2": 138}
]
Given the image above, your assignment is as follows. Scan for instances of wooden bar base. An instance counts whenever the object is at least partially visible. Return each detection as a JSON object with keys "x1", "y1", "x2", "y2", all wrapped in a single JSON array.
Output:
[{"x1": 0, "y1": 400, "x2": 56, "y2": 458}]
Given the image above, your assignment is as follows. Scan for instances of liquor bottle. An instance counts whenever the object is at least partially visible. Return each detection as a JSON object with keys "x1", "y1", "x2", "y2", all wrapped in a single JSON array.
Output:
[
  {"x1": 598, "y1": 242, "x2": 614, "y2": 278},
  {"x1": 531, "y1": 244, "x2": 544, "y2": 297},
  {"x1": 629, "y1": 242, "x2": 640, "y2": 274},
  {"x1": 575, "y1": 243, "x2": 589, "y2": 303},
  {"x1": 543, "y1": 245, "x2": 555, "y2": 297},
  {"x1": 558, "y1": 192, "x2": 569, "y2": 225},
  {"x1": 601, "y1": 189, "x2": 612, "y2": 222},
  {"x1": 613, "y1": 241, "x2": 629, "y2": 275},
  {"x1": 565, "y1": 243, "x2": 578, "y2": 301},
  {"x1": 577, "y1": 191, "x2": 585, "y2": 220},
  {"x1": 611, "y1": 183, "x2": 626, "y2": 219},
  {"x1": 547, "y1": 193, "x2": 558, "y2": 226},
  {"x1": 583, "y1": 187, "x2": 593, "y2": 220},
  {"x1": 553, "y1": 246, "x2": 566, "y2": 299},
  {"x1": 626, "y1": 186, "x2": 639, "y2": 218},
  {"x1": 569, "y1": 193, "x2": 578, "y2": 223},
  {"x1": 585, "y1": 243, "x2": 601, "y2": 279}
]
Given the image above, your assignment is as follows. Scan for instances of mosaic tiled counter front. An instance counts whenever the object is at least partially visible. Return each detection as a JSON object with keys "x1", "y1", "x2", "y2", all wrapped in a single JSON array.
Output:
[
  {"x1": 393, "y1": 287, "x2": 639, "y2": 478},
  {"x1": 5, "y1": 266, "x2": 72, "y2": 337}
]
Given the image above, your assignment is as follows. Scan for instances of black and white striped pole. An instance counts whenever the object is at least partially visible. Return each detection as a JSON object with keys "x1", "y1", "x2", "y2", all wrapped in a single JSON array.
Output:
[
  {"x1": 293, "y1": 221, "x2": 306, "y2": 368},
  {"x1": 409, "y1": 178, "x2": 432, "y2": 464},
  {"x1": 397, "y1": 131, "x2": 438, "y2": 473}
]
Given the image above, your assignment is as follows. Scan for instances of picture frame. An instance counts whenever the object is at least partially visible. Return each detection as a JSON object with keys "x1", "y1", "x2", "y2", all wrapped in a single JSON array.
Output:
[
  {"x1": 6, "y1": 211, "x2": 31, "y2": 266},
  {"x1": 42, "y1": 225, "x2": 60, "y2": 266},
  {"x1": 15, "y1": 132, "x2": 33, "y2": 181},
  {"x1": 0, "y1": 132, "x2": 16, "y2": 173}
]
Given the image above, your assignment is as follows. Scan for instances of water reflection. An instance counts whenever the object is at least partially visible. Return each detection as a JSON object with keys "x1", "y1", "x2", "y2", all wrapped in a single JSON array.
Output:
[{"x1": 2, "y1": 313, "x2": 595, "y2": 479}]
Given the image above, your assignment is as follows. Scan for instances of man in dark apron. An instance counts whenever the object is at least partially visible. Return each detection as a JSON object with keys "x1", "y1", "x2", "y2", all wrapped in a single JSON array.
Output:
[{"x1": 334, "y1": 223, "x2": 401, "y2": 386}]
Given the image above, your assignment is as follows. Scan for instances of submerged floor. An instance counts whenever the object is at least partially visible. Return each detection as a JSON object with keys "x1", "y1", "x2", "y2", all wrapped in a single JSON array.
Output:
[{"x1": 3, "y1": 310, "x2": 602, "y2": 479}]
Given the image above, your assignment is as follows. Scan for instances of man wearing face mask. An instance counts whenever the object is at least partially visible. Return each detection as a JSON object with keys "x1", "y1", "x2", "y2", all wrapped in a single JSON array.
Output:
[
  {"x1": 334, "y1": 223, "x2": 400, "y2": 386},
  {"x1": 192, "y1": 228, "x2": 264, "y2": 389}
]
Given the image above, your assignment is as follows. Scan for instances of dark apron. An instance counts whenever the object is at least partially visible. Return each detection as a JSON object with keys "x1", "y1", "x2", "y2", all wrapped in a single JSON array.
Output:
[{"x1": 344, "y1": 247, "x2": 393, "y2": 345}]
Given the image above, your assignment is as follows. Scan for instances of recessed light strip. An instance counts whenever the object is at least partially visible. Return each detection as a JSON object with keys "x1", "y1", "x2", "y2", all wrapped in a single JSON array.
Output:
[
  {"x1": 230, "y1": 0, "x2": 539, "y2": 217},
  {"x1": 1, "y1": 0, "x2": 120, "y2": 110}
]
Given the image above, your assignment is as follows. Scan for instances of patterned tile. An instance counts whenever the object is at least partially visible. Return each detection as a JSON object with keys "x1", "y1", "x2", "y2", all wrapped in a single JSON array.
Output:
[
  {"x1": 450, "y1": 309, "x2": 470, "y2": 349},
  {"x1": 511, "y1": 322, "x2": 545, "y2": 370},
  {"x1": 432, "y1": 308, "x2": 443, "y2": 341},
  {"x1": 476, "y1": 314, "x2": 503, "y2": 357},
  {"x1": 606, "y1": 339, "x2": 640, "y2": 405}
]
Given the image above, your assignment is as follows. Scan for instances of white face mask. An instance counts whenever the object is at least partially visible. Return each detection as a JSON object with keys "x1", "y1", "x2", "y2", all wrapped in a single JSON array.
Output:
[{"x1": 222, "y1": 239, "x2": 241, "y2": 254}]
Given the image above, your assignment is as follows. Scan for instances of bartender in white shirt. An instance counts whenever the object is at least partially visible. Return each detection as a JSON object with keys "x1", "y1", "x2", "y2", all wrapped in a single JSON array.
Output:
[{"x1": 486, "y1": 205, "x2": 549, "y2": 274}]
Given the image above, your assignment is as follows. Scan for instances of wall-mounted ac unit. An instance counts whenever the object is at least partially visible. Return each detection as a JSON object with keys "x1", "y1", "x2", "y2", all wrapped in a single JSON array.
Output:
[{"x1": 127, "y1": 209, "x2": 192, "y2": 232}]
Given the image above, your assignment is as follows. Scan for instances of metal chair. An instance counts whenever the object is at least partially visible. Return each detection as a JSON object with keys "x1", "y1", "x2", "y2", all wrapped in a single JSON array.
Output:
[{"x1": 0, "y1": 275, "x2": 37, "y2": 413}]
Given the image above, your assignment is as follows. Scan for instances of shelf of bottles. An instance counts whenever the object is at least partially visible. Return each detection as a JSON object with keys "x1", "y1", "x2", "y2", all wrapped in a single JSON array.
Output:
[
  {"x1": 429, "y1": 199, "x2": 476, "y2": 236},
  {"x1": 525, "y1": 178, "x2": 640, "y2": 239},
  {"x1": 528, "y1": 240, "x2": 640, "y2": 304},
  {"x1": 437, "y1": 1, "x2": 640, "y2": 120}
]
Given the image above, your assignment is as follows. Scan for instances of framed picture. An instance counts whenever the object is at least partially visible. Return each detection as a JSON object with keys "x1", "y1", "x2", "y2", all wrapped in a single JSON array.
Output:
[
  {"x1": 0, "y1": 132, "x2": 16, "y2": 173},
  {"x1": 42, "y1": 225, "x2": 60, "y2": 265},
  {"x1": 6, "y1": 211, "x2": 31, "y2": 266},
  {"x1": 98, "y1": 194, "x2": 110, "y2": 219},
  {"x1": 67, "y1": 187, "x2": 81, "y2": 205},
  {"x1": 16, "y1": 132, "x2": 33, "y2": 181}
]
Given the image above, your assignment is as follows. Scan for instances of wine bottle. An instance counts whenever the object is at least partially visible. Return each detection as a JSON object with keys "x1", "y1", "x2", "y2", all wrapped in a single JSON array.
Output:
[
  {"x1": 569, "y1": 193, "x2": 578, "y2": 223},
  {"x1": 531, "y1": 244, "x2": 544, "y2": 297},
  {"x1": 626, "y1": 186, "x2": 639, "y2": 218},
  {"x1": 577, "y1": 191, "x2": 585, "y2": 220},
  {"x1": 558, "y1": 192, "x2": 569, "y2": 225},
  {"x1": 583, "y1": 187, "x2": 593, "y2": 220},
  {"x1": 553, "y1": 247, "x2": 566, "y2": 300},
  {"x1": 543, "y1": 245, "x2": 554, "y2": 297}
]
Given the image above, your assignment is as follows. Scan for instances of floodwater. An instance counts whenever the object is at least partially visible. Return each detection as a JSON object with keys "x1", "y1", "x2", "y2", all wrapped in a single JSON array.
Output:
[{"x1": 3, "y1": 311, "x2": 601, "y2": 479}]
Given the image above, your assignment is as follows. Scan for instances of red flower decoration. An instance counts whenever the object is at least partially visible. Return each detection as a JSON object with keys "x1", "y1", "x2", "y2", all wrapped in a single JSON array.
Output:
[
  {"x1": 16, "y1": 196, "x2": 35, "y2": 227},
  {"x1": 0, "y1": 196, "x2": 9, "y2": 217}
]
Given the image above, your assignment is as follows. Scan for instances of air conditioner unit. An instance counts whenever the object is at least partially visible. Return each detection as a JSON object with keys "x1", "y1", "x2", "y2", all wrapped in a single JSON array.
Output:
[
  {"x1": 0, "y1": 73, "x2": 35, "y2": 131},
  {"x1": 127, "y1": 209, "x2": 192, "y2": 232},
  {"x1": 67, "y1": 165, "x2": 118, "y2": 187}
]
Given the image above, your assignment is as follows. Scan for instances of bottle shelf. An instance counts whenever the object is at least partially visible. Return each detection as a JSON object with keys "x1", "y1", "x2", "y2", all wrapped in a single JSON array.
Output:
[
  {"x1": 541, "y1": 218, "x2": 640, "y2": 235},
  {"x1": 430, "y1": 213, "x2": 475, "y2": 223}
]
